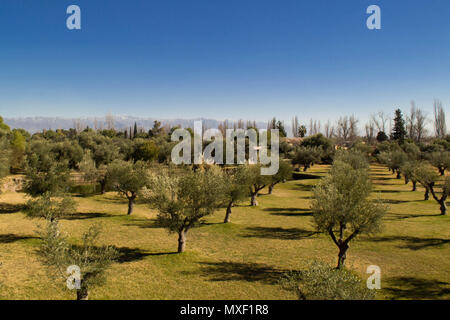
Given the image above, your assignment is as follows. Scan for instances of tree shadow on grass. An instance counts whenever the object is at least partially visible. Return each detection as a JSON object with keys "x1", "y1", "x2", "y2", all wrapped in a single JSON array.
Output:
[
  {"x1": 0, "y1": 234, "x2": 39, "y2": 244},
  {"x1": 373, "y1": 176, "x2": 397, "y2": 181},
  {"x1": 375, "y1": 190, "x2": 405, "y2": 194},
  {"x1": 264, "y1": 207, "x2": 313, "y2": 217},
  {"x1": 194, "y1": 261, "x2": 292, "y2": 285},
  {"x1": 0, "y1": 203, "x2": 25, "y2": 214},
  {"x1": 369, "y1": 235, "x2": 450, "y2": 250},
  {"x1": 241, "y1": 226, "x2": 318, "y2": 240},
  {"x1": 385, "y1": 213, "x2": 442, "y2": 221},
  {"x1": 374, "y1": 181, "x2": 402, "y2": 186},
  {"x1": 379, "y1": 199, "x2": 411, "y2": 204},
  {"x1": 292, "y1": 172, "x2": 322, "y2": 180},
  {"x1": 123, "y1": 219, "x2": 161, "y2": 229},
  {"x1": 75, "y1": 246, "x2": 177, "y2": 264},
  {"x1": 294, "y1": 184, "x2": 315, "y2": 192},
  {"x1": 384, "y1": 277, "x2": 450, "y2": 299},
  {"x1": 63, "y1": 212, "x2": 113, "y2": 220}
]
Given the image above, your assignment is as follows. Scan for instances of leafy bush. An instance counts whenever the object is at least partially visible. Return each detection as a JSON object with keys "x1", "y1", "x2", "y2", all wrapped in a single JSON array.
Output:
[{"x1": 280, "y1": 261, "x2": 375, "y2": 300}]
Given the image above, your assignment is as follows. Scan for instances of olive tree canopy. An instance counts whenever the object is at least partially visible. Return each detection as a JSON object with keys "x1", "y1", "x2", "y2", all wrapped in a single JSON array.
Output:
[{"x1": 311, "y1": 158, "x2": 387, "y2": 268}]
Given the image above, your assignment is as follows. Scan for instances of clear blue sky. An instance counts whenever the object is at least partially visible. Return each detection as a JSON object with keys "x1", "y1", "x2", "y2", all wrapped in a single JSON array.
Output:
[{"x1": 0, "y1": 0, "x2": 449, "y2": 125}]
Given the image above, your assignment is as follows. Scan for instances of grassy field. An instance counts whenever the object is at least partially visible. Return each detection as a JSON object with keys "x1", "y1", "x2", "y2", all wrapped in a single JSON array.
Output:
[{"x1": 0, "y1": 164, "x2": 449, "y2": 300}]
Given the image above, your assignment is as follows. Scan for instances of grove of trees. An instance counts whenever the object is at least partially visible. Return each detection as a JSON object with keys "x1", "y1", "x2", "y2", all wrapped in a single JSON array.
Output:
[{"x1": 0, "y1": 102, "x2": 448, "y2": 299}]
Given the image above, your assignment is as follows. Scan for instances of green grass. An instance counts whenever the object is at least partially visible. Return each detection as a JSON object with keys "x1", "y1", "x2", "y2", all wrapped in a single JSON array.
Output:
[{"x1": 0, "y1": 164, "x2": 449, "y2": 300}]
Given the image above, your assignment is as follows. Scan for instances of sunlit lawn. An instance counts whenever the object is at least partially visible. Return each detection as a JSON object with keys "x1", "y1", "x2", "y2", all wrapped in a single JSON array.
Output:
[{"x1": 0, "y1": 164, "x2": 449, "y2": 300}]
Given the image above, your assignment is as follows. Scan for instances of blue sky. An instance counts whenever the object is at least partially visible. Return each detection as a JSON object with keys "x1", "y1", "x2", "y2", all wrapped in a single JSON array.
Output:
[{"x1": 0, "y1": 0, "x2": 449, "y2": 126}]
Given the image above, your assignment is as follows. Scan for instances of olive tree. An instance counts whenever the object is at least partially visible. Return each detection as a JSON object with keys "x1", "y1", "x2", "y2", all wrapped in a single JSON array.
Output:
[
  {"x1": 414, "y1": 164, "x2": 439, "y2": 201},
  {"x1": 144, "y1": 167, "x2": 224, "y2": 253},
  {"x1": 378, "y1": 150, "x2": 407, "y2": 178},
  {"x1": 247, "y1": 164, "x2": 272, "y2": 206},
  {"x1": 416, "y1": 167, "x2": 449, "y2": 215},
  {"x1": 106, "y1": 160, "x2": 150, "y2": 215},
  {"x1": 267, "y1": 160, "x2": 292, "y2": 194},
  {"x1": 24, "y1": 141, "x2": 72, "y2": 197},
  {"x1": 38, "y1": 221, "x2": 118, "y2": 300},
  {"x1": 79, "y1": 151, "x2": 108, "y2": 194},
  {"x1": 24, "y1": 193, "x2": 77, "y2": 221},
  {"x1": 333, "y1": 150, "x2": 369, "y2": 170},
  {"x1": 400, "y1": 160, "x2": 423, "y2": 191},
  {"x1": 427, "y1": 151, "x2": 450, "y2": 176},
  {"x1": 311, "y1": 160, "x2": 387, "y2": 269},
  {"x1": 221, "y1": 166, "x2": 251, "y2": 223},
  {"x1": 292, "y1": 146, "x2": 322, "y2": 172},
  {"x1": 78, "y1": 134, "x2": 121, "y2": 193}
]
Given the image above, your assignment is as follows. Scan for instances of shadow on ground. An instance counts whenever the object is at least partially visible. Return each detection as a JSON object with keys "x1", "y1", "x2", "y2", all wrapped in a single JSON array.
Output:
[
  {"x1": 294, "y1": 184, "x2": 315, "y2": 192},
  {"x1": 0, "y1": 234, "x2": 39, "y2": 244},
  {"x1": 194, "y1": 261, "x2": 292, "y2": 285},
  {"x1": 0, "y1": 203, "x2": 25, "y2": 214},
  {"x1": 241, "y1": 226, "x2": 318, "y2": 240},
  {"x1": 385, "y1": 213, "x2": 441, "y2": 221},
  {"x1": 63, "y1": 212, "x2": 113, "y2": 220},
  {"x1": 124, "y1": 219, "x2": 161, "y2": 229},
  {"x1": 292, "y1": 172, "x2": 322, "y2": 180},
  {"x1": 114, "y1": 247, "x2": 178, "y2": 263},
  {"x1": 384, "y1": 277, "x2": 450, "y2": 299},
  {"x1": 264, "y1": 207, "x2": 313, "y2": 217},
  {"x1": 368, "y1": 235, "x2": 450, "y2": 250}
]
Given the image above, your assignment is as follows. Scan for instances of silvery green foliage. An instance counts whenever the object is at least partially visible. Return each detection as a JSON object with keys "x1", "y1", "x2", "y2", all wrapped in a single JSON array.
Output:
[
  {"x1": 24, "y1": 193, "x2": 77, "y2": 221},
  {"x1": 426, "y1": 151, "x2": 450, "y2": 176},
  {"x1": 106, "y1": 159, "x2": 151, "y2": 214},
  {"x1": 146, "y1": 166, "x2": 225, "y2": 232},
  {"x1": 333, "y1": 149, "x2": 369, "y2": 170},
  {"x1": 0, "y1": 137, "x2": 11, "y2": 179},
  {"x1": 292, "y1": 146, "x2": 322, "y2": 171},
  {"x1": 281, "y1": 261, "x2": 375, "y2": 300},
  {"x1": 37, "y1": 220, "x2": 118, "y2": 300},
  {"x1": 24, "y1": 140, "x2": 72, "y2": 197},
  {"x1": 144, "y1": 166, "x2": 225, "y2": 252},
  {"x1": 311, "y1": 153, "x2": 387, "y2": 268}
]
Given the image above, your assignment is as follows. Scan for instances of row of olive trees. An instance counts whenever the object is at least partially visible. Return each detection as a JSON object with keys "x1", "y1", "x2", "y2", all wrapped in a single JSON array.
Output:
[
  {"x1": 376, "y1": 143, "x2": 449, "y2": 215},
  {"x1": 378, "y1": 145, "x2": 450, "y2": 178}
]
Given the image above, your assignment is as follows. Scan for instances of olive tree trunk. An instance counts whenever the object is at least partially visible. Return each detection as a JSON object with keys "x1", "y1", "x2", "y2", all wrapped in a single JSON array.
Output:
[
  {"x1": 268, "y1": 184, "x2": 274, "y2": 195},
  {"x1": 412, "y1": 181, "x2": 417, "y2": 192},
  {"x1": 178, "y1": 229, "x2": 187, "y2": 253},
  {"x1": 224, "y1": 201, "x2": 233, "y2": 223},
  {"x1": 127, "y1": 193, "x2": 137, "y2": 215},
  {"x1": 250, "y1": 193, "x2": 258, "y2": 206},
  {"x1": 337, "y1": 244, "x2": 349, "y2": 269},
  {"x1": 100, "y1": 179, "x2": 107, "y2": 194},
  {"x1": 439, "y1": 200, "x2": 447, "y2": 215},
  {"x1": 76, "y1": 287, "x2": 89, "y2": 300}
]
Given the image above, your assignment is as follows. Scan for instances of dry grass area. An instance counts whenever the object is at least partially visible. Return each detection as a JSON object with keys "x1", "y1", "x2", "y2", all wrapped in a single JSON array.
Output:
[{"x1": 0, "y1": 164, "x2": 449, "y2": 300}]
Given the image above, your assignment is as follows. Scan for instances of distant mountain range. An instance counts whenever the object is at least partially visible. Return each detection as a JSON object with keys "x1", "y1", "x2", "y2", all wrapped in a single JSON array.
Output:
[{"x1": 4, "y1": 116, "x2": 270, "y2": 133}]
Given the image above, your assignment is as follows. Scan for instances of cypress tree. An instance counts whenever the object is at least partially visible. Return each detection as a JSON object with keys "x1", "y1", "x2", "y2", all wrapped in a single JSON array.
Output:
[
  {"x1": 133, "y1": 122, "x2": 138, "y2": 139},
  {"x1": 391, "y1": 109, "x2": 406, "y2": 143}
]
